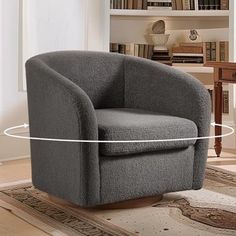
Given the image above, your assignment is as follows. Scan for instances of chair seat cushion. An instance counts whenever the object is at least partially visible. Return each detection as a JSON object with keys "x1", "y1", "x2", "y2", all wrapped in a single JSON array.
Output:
[{"x1": 96, "y1": 108, "x2": 198, "y2": 156}]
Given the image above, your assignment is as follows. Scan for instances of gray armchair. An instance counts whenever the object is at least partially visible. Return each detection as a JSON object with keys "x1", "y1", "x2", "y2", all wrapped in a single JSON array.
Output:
[{"x1": 26, "y1": 51, "x2": 211, "y2": 207}]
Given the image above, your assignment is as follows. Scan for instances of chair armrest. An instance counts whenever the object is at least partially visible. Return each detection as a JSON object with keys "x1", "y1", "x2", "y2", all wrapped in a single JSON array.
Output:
[
  {"x1": 26, "y1": 58, "x2": 100, "y2": 206},
  {"x1": 124, "y1": 56, "x2": 211, "y2": 188}
]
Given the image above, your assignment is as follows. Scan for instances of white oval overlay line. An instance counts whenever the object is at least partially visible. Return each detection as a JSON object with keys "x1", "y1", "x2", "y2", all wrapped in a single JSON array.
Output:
[{"x1": 3, "y1": 122, "x2": 234, "y2": 143}]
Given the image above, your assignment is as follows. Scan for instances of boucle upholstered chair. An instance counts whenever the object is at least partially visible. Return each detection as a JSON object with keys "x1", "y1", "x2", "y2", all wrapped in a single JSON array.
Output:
[{"x1": 26, "y1": 51, "x2": 211, "y2": 207}]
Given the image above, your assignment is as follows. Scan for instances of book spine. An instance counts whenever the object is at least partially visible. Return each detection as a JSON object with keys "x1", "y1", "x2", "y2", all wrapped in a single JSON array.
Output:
[
  {"x1": 209, "y1": 0, "x2": 215, "y2": 9},
  {"x1": 182, "y1": 0, "x2": 191, "y2": 10},
  {"x1": 110, "y1": 0, "x2": 113, "y2": 9},
  {"x1": 205, "y1": 42, "x2": 211, "y2": 61},
  {"x1": 225, "y1": 41, "x2": 229, "y2": 62},
  {"x1": 137, "y1": 0, "x2": 143, "y2": 9},
  {"x1": 211, "y1": 42, "x2": 216, "y2": 61},
  {"x1": 203, "y1": 0, "x2": 209, "y2": 10},
  {"x1": 176, "y1": 0, "x2": 183, "y2": 9},
  {"x1": 222, "y1": 90, "x2": 229, "y2": 113},
  {"x1": 220, "y1": 41, "x2": 225, "y2": 61},
  {"x1": 119, "y1": 44, "x2": 126, "y2": 54},
  {"x1": 190, "y1": 0, "x2": 195, "y2": 9},
  {"x1": 215, "y1": 0, "x2": 220, "y2": 9},
  {"x1": 110, "y1": 43, "x2": 119, "y2": 53},
  {"x1": 198, "y1": 0, "x2": 204, "y2": 9},
  {"x1": 172, "y1": 0, "x2": 177, "y2": 9},
  {"x1": 139, "y1": 44, "x2": 145, "y2": 57},
  {"x1": 134, "y1": 44, "x2": 139, "y2": 57},
  {"x1": 133, "y1": 0, "x2": 138, "y2": 9},
  {"x1": 148, "y1": 45, "x2": 154, "y2": 59},
  {"x1": 220, "y1": 0, "x2": 229, "y2": 10},
  {"x1": 143, "y1": 0, "x2": 148, "y2": 9},
  {"x1": 172, "y1": 47, "x2": 203, "y2": 54},
  {"x1": 127, "y1": 0, "x2": 133, "y2": 9}
]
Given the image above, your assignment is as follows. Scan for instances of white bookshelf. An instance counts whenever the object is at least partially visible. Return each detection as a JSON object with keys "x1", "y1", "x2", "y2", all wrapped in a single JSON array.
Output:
[{"x1": 105, "y1": 0, "x2": 236, "y2": 148}]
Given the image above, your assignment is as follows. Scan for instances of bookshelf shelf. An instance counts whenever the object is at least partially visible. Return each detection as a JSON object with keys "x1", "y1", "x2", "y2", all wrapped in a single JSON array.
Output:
[
  {"x1": 110, "y1": 9, "x2": 229, "y2": 17},
  {"x1": 173, "y1": 66, "x2": 214, "y2": 73}
]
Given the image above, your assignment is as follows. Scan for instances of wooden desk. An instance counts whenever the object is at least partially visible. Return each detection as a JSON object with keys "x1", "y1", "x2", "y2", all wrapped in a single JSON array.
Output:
[{"x1": 205, "y1": 62, "x2": 236, "y2": 157}]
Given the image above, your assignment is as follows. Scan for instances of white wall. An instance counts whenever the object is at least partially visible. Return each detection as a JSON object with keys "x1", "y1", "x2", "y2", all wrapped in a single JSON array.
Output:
[
  {"x1": 0, "y1": 0, "x2": 30, "y2": 161},
  {"x1": 0, "y1": 0, "x2": 109, "y2": 161}
]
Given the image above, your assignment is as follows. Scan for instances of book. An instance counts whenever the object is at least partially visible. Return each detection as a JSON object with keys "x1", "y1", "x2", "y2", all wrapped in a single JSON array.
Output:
[
  {"x1": 133, "y1": 0, "x2": 138, "y2": 9},
  {"x1": 203, "y1": 0, "x2": 210, "y2": 10},
  {"x1": 137, "y1": 0, "x2": 143, "y2": 9},
  {"x1": 176, "y1": 0, "x2": 183, "y2": 9},
  {"x1": 143, "y1": 44, "x2": 149, "y2": 58},
  {"x1": 172, "y1": 46, "x2": 203, "y2": 54},
  {"x1": 179, "y1": 42, "x2": 203, "y2": 47},
  {"x1": 148, "y1": 6, "x2": 172, "y2": 9},
  {"x1": 198, "y1": 0, "x2": 204, "y2": 10},
  {"x1": 148, "y1": 45, "x2": 154, "y2": 59},
  {"x1": 134, "y1": 44, "x2": 139, "y2": 57},
  {"x1": 223, "y1": 90, "x2": 229, "y2": 113},
  {"x1": 110, "y1": 43, "x2": 119, "y2": 52},
  {"x1": 143, "y1": 0, "x2": 148, "y2": 9},
  {"x1": 220, "y1": 0, "x2": 229, "y2": 10},
  {"x1": 125, "y1": 43, "x2": 135, "y2": 56},
  {"x1": 209, "y1": 0, "x2": 215, "y2": 9},
  {"x1": 190, "y1": 0, "x2": 195, "y2": 9},
  {"x1": 211, "y1": 42, "x2": 216, "y2": 61},
  {"x1": 172, "y1": 53, "x2": 204, "y2": 56},
  {"x1": 205, "y1": 42, "x2": 211, "y2": 61},
  {"x1": 139, "y1": 44, "x2": 145, "y2": 57},
  {"x1": 127, "y1": 0, "x2": 133, "y2": 9},
  {"x1": 173, "y1": 63, "x2": 204, "y2": 66},
  {"x1": 172, "y1": 0, "x2": 177, "y2": 9},
  {"x1": 182, "y1": 0, "x2": 190, "y2": 10}
]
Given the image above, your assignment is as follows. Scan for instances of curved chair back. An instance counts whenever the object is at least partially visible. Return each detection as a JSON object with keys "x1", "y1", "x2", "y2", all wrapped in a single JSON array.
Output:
[{"x1": 31, "y1": 51, "x2": 125, "y2": 109}]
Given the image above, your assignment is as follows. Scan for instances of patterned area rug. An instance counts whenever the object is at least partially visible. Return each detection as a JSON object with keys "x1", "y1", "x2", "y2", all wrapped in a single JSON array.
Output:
[{"x1": 0, "y1": 166, "x2": 236, "y2": 236}]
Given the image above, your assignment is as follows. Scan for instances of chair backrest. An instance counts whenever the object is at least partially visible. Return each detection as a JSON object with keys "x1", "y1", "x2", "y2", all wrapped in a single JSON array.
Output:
[{"x1": 33, "y1": 51, "x2": 125, "y2": 109}]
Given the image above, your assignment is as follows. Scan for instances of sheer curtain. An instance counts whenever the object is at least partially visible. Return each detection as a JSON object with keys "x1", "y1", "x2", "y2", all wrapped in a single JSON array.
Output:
[{"x1": 19, "y1": 0, "x2": 109, "y2": 90}]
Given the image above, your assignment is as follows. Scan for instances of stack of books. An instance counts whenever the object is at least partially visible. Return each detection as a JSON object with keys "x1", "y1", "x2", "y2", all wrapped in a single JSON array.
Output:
[
  {"x1": 110, "y1": 0, "x2": 148, "y2": 9},
  {"x1": 203, "y1": 41, "x2": 229, "y2": 62},
  {"x1": 198, "y1": 0, "x2": 229, "y2": 10},
  {"x1": 152, "y1": 49, "x2": 172, "y2": 65},
  {"x1": 172, "y1": 0, "x2": 195, "y2": 10},
  {"x1": 110, "y1": 43, "x2": 154, "y2": 59},
  {"x1": 172, "y1": 43, "x2": 204, "y2": 66},
  {"x1": 147, "y1": 0, "x2": 172, "y2": 10}
]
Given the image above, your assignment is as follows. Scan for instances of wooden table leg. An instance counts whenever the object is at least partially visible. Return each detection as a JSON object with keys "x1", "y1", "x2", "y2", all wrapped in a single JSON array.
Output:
[{"x1": 214, "y1": 81, "x2": 222, "y2": 157}]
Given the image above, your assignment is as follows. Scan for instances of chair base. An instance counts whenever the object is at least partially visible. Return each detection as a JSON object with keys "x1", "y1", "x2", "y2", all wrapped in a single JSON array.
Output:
[{"x1": 94, "y1": 195, "x2": 163, "y2": 210}]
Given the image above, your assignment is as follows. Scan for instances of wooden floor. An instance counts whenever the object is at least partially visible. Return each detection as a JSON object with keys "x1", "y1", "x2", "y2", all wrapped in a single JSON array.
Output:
[{"x1": 0, "y1": 149, "x2": 236, "y2": 236}]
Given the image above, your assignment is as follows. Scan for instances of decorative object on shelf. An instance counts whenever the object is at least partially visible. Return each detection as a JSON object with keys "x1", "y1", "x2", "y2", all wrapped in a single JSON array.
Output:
[
  {"x1": 150, "y1": 20, "x2": 170, "y2": 51},
  {"x1": 189, "y1": 29, "x2": 199, "y2": 41},
  {"x1": 150, "y1": 20, "x2": 171, "y2": 65}
]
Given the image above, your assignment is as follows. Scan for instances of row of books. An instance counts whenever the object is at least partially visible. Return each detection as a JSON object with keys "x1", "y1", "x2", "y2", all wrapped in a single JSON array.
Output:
[
  {"x1": 110, "y1": 0, "x2": 148, "y2": 9},
  {"x1": 110, "y1": 0, "x2": 229, "y2": 10},
  {"x1": 198, "y1": 0, "x2": 229, "y2": 10},
  {"x1": 208, "y1": 89, "x2": 229, "y2": 113},
  {"x1": 110, "y1": 41, "x2": 229, "y2": 64},
  {"x1": 110, "y1": 43, "x2": 154, "y2": 59},
  {"x1": 204, "y1": 41, "x2": 229, "y2": 62},
  {"x1": 172, "y1": 0, "x2": 195, "y2": 10}
]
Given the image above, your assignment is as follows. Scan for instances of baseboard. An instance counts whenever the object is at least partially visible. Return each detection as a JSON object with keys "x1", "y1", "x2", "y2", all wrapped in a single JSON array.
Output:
[{"x1": 0, "y1": 129, "x2": 30, "y2": 161}]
